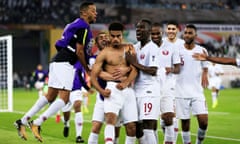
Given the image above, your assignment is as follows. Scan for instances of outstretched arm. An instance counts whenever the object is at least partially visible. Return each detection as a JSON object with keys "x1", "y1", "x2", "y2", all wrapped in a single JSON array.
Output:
[{"x1": 192, "y1": 50, "x2": 237, "y2": 66}]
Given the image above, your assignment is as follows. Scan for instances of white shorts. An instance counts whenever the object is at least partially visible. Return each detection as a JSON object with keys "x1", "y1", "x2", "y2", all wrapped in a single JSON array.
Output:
[
  {"x1": 136, "y1": 96, "x2": 161, "y2": 120},
  {"x1": 91, "y1": 93, "x2": 105, "y2": 122},
  {"x1": 34, "y1": 81, "x2": 44, "y2": 90},
  {"x1": 104, "y1": 82, "x2": 138, "y2": 124},
  {"x1": 175, "y1": 97, "x2": 208, "y2": 119},
  {"x1": 48, "y1": 62, "x2": 75, "y2": 91},
  {"x1": 160, "y1": 96, "x2": 175, "y2": 114},
  {"x1": 134, "y1": 82, "x2": 161, "y2": 120},
  {"x1": 91, "y1": 92, "x2": 124, "y2": 126},
  {"x1": 160, "y1": 78, "x2": 176, "y2": 114},
  {"x1": 62, "y1": 90, "x2": 83, "y2": 112},
  {"x1": 208, "y1": 77, "x2": 222, "y2": 90}
]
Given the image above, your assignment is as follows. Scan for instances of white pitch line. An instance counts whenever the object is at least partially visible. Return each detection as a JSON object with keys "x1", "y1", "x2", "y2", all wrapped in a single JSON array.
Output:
[
  {"x1": 191, "y1": 133, "x2": 240, "y2": 142},
  {"x1": 11, "y1": 111, "x2": 240, "y2": 142}
]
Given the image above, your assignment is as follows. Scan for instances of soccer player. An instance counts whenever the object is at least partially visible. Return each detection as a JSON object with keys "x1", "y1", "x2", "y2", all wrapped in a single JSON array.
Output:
[
  {"x1": 192, "y1": 52, "x2": 240, "y2": 67},
  {"x1": 175, "y1": 24, "x2": 209, "y2": 144},
  {"x1": 207, "y1": 62, "x2": 224, "y2": 108},
  {"x1": 91, "y1": 22, "x2": 138, "y2": 144},
  {"x1": 161, "y1": 21, "x2": 185, "y2": 142},
  {"x1": 33, "y1": 64, "x2": 48, "y2": 97},
  {"x1": 61, "y1": 61, "x2": 94, "y2": 143},
  {"x1": 88, "y1": 31, "x2": 128, "y2": 144},
  {"x1": 151, "y1": 22, "x2": 181, "y2": 144},
  {"x1": 14, "y1": 2, "x2": 97, "y2": 142},
  {"x1": 126, "y1": 19, "x2": 160, "y2": 144}
]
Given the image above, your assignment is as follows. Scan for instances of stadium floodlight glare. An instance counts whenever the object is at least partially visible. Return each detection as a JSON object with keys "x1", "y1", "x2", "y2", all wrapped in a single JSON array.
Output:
[{"x1": 0, "y1": 35, "x2": 13, "y2": 112}]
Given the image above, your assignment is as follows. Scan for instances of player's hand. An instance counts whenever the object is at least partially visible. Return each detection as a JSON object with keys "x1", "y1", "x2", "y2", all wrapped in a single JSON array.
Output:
[
  {"x1": 116, "y1": 81, "x2": 129, "y2": 90},
  {"x1": 112, "y1": 67, "x2": 131, "y2": 80},
  {"x1": 192, "y1": 50, "x2": 208, "y2": 61},
  {"x1": 87, "y1": 88, "x2": 95, "y2": 94},
  {"x1": 201, "y1": 74, "x2": 209, "y2": 88},
  {"x1": 145, "y1": 66, "x2": 157, "y2": 76},
  {"x1": 101, "y1": 89, "x2": 111, "y2": 98},
  {"x1": 165, "y1": 67, "x2": 172, "y2": 75}
]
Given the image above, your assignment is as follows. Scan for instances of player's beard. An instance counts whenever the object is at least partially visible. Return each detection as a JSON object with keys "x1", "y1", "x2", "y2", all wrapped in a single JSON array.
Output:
[{"x1": 185, "y1": 38, "x2": 194, "y2": 45}]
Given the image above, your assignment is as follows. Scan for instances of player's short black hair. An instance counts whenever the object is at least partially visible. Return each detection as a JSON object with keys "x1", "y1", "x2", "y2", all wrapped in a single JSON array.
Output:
[
  {"x1": 185, "y1": 24, "x2": 197, "y2": 32},
  {"x1": 80, "y1": 2, "x2": 94, "y2": 11},
  {"x1": 152, "y1": 22, "x2": 162, "y2": 27},
  {"x1": 138, "y1": 18, "x2": 152, "y2": 31},
  {"x1": 167, "y1": 20, "x2": 179, "y2": 27},
  {"x1": 108, "y1": 22, "x2": 125, "y2": 31}
]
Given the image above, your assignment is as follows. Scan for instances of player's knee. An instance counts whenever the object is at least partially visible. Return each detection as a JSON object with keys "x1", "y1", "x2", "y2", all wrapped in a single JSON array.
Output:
[
  {"x1": 91, "y1": 121, "x2": 102, "y2": 134},
  {"x1": 162, "y1": 112, "x2": 174, "y2": 126},
  {"x1": 199, "y1": 120, "x2": 208, "y2": 130},
  {"x1": 136, "y1": 122, "x2": 144, "y2": 138},
  {"x1": 73, "y1": 100, "x2": 81, "y2": 112},
  {"x1": 125, "y1": 122, "x2": 136, "y2": 137}
]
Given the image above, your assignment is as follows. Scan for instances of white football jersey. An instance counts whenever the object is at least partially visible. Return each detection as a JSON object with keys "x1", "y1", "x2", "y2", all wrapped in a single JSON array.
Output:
[
  {"x1": 134, "y1": 41, "x2": 160, "y2": 86},
  {"x1": 237, "y1": 58, "x2": 240, "y2": 67},
  {"x1": 175, "y1": 44, "x2": 208, "y2": 98},
  {"x1": 208, "y1": 63, "x2": 224, "y2": 78}
]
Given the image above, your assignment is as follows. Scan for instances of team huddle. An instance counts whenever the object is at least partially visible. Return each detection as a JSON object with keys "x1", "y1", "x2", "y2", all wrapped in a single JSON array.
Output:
[{"x1": 13, "y1": 2, "x2": 240, "y2": 144}]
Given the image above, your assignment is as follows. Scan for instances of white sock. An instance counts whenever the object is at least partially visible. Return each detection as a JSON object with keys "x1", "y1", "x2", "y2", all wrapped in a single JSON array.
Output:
[
  {"x1": 195, "y1": 128, "x2": 206, "y2": 144},
  {"x1": 104, "y1": 124, "x2": 115, "y2": 144},
  {"x1": 125, "y1": 136, "x2": 136, "y2": 144},
  {"x1": 155, "y1": 130, "x2": 159, "y2": 143},
  {"x1": 173, "y1": 118, "x2": 179, "y2": 143},
  {"x1": 143, "y1": 129, "x2": 158, "y2": 144},
  {"x1": 212, "y1": 92, "x2": 217, "y2": 103},
  {"x1": 160, "y1": 118, "x2": 166, "y2": 133},
  {"x1": 21, "y1": 96, "x2": 48, "y2": 125},
  {"x1": 63, "y1": 118, "x2": 70, "y2": 127},
  {"x1": 182, "y1": 131, "x2": 191, "y2": 144},
  {"x1": 114, "y1": 137, "x2": 119, "y2": 144},
  {"x1": 164, "y1": 124, "x2": 174, "y2": 143},
  {"x1": 38, "y1": 90, "x2": 43, "y2": 97},
  {"x1": 88, "y1": 132, "x2": 99, "y2": 144},
  {"x1": 34, "y1": 99, "x2": 65, "y2": 125},
  {"x1": 138, "y1": 134, "x2": 147, "y2": 144},
  {"x1": 75, "y1": 112, "x2": 83, "y2": 137},
  {"x1": 83, "y1": 96, "x2": 88, "y2": 106}
]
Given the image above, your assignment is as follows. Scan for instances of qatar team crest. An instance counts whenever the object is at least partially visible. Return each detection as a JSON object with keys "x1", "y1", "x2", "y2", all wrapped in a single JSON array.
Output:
[
  {"x1": 140, "y1": 54, "x2": 145, "y2": 59},
  {"x1": 162, "y1": 50, "x2": 169, "y2": 55}
]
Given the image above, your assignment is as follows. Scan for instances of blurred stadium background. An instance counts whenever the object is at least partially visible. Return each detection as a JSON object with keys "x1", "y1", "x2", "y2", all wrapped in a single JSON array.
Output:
[
  {"x1": 0, "y1": 0, "x2": 240, "y2": 88},
  {"x1": 0, "y1": 0, "x2": 240, "y2": 143}
]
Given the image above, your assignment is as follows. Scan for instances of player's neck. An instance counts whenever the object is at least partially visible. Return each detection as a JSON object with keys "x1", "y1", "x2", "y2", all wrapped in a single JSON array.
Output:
[
  {"x1": 140, "y1": 39, "x2": 150, "y2": 49},
  {"x1": 80, "y1": 16, "x2": 90, "y2": 25},
  {"x1": 184, "y1": 43, "x2": 195, "y2": 50},
  {"x1": 168, "y1": 37, "x2": 177, "y2": 43}
]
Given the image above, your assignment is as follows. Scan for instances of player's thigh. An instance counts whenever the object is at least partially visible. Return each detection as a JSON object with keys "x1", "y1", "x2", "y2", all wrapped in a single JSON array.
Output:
[
  {"x1": 160, "y1": 96, "x2": 175, "y2": 114},
  {"x1": 48, "y1": 62, "x2": 75, "y2": 91},
  {"x1": 192, "y1": 98, "x2": 208, "y2": 116},
  {"x1": 92, "y1": 101, "x2": 105, "y2": 122},
  {"x1": 175, "y1": 98, "x2": 191, "y2": 119},
  {"x1": 121, "y1": 88, "x2": 138, "y2": 124}
]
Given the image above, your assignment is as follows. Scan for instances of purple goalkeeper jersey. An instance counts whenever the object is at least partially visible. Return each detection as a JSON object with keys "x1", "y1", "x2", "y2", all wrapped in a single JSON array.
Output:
[{"x1": 53, "y1": 18, "x2": 94, "y2": 65}]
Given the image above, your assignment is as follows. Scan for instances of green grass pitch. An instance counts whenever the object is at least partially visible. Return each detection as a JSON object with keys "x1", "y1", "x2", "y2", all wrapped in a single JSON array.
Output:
[{"x1": 0, "y1": 88, "x2": 239, "y2": 144}]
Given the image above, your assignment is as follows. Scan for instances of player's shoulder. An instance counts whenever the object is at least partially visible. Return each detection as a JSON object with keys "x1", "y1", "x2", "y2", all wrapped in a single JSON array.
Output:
[{"x1": 122, "y1": 43, "x2": 135, "y2": 54}]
